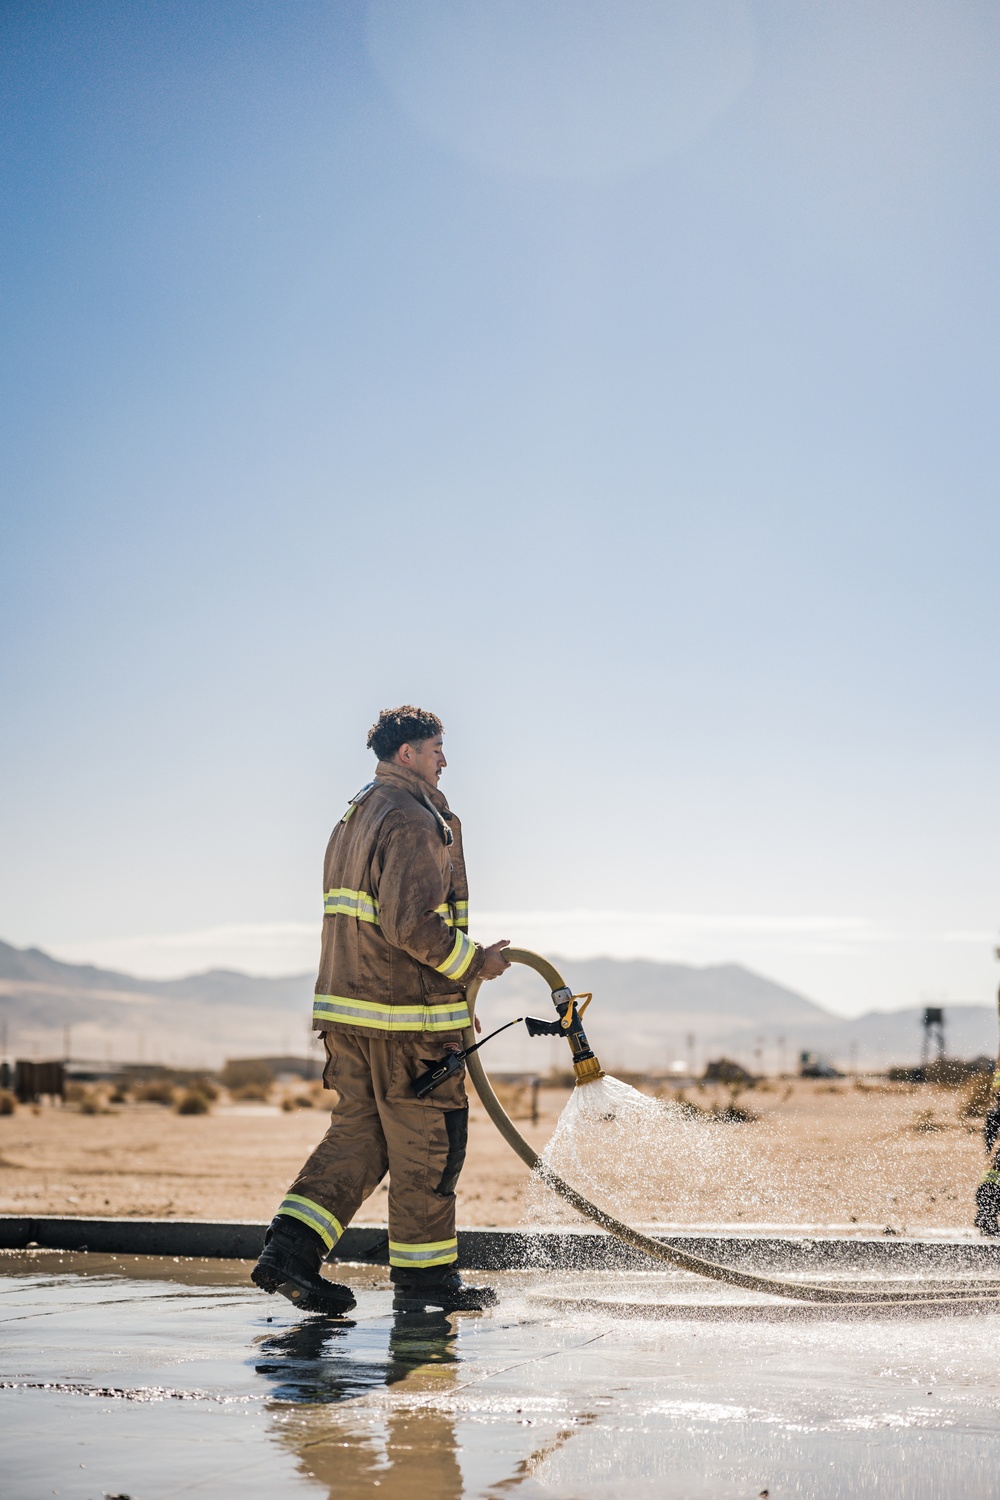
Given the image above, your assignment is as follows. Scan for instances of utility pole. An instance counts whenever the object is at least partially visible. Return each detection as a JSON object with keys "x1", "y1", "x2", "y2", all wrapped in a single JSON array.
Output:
[{"x1": 63, "y1": 1025, "x2": 71, "y2": 1062}]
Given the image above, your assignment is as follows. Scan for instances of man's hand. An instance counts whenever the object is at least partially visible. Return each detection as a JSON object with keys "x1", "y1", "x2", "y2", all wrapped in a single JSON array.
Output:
[{"x1": 479, "y1": 938, "x2": 511, "y2": 981}]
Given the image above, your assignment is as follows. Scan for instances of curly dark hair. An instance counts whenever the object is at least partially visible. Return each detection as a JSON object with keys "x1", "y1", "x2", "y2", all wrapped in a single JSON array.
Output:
[{"x1": 366, "y1": 705, "x2": 444, "y2": 761}]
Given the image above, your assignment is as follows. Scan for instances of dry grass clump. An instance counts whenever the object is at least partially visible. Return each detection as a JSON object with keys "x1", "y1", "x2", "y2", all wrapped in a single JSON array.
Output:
[
  {"x1": 176, "y1": 1088, "x2": 211, "y2": 1115},
  {"x1": 280, "y1": 1078, "x2": 325, "y2": 1111},
  {"x1": 959, "y1": 1071, "x2": 994, "y2": 1120},
  {"x1": 229, "y1": 1082, "x2": 272, "y2": 1102},
  {"x1": 662, "y1": 1088, "x2": 759, "y2": 1124},
  {"x1": 0, "y1": 1089, "x2": 16, "y2": 1116},
  {"x1": 66, "y1": 1081, "x2": 110, "y2": 1113},
  {"x1": 912, "y1": 1108, "x2": 947, "y2": 1133},
  {"x1": 134, "y1": 1079, "x2": 176, "y2": 1106},
  {"x1": 73, "y1": 1084, "x2": 113, "y2": 1115}
]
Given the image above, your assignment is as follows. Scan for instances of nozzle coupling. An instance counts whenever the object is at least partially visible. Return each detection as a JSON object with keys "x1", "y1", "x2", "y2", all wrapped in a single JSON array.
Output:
[{"x1": 550, "y1": 986, "x2": 605, "y2": 1086}]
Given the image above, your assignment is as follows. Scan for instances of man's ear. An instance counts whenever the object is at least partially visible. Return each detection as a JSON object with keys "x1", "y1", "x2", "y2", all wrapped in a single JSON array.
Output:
[{"x1": 396, "y1": 742, "x2": 413, "y2": 767}]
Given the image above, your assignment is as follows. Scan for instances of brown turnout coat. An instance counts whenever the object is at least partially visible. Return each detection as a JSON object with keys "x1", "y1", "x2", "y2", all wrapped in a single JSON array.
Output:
[{"x1": 312, "y1": 761, "x2": 484, "y2": 1037}]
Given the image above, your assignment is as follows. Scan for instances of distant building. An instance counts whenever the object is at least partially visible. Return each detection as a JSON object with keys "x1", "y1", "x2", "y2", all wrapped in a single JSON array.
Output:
[{"x1": 222, "y1": 1054, "x2": 321, "y2": 1081}]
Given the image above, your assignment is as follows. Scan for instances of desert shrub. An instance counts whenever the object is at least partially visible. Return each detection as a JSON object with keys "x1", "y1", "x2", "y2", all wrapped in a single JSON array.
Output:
[
  {"x1": 190, "y1": 1076, "x2": 218, "y2": 1101},
  {"x1": 220, "y1": 1059, "x2": 273, "y2": 1092},
  {"x1": 67, "y1": 1083, "x2": 105, "y2": 1113},
  {"x1": 654, "y1": 1088, "x2": 757, "y2": 1123},
  {"x1": 134, "y1": 1079, "x2": 176, "y2": 1105},
  {"x1": 664, "y1": 1090, "x2": 710, "y2": 1119},
  {"x1": 703, "y1": 1057, "x2": 756, "y2": 1087},
  {"x1": 293, "y1": 1092, "x2": 316, "y2": 1108},
  {"x1": 176, "y1": 1088, "x2": 210, "y2": 1115},
  {"x1": 107, "y1": 1083, "x2": 130, "y2": 1104},
  {"x1": 0, "y1": 1089, "x2": 16, "y2": 1116},
  {"x1": 913, "y1": 1109, "x2": 946, "y2": 1133},
  {"x1": 959, "y1": 1072, "x2": 994, "y2": 1119},
  {"x1": 711, "y1": 1101, "x2": 760, "y2": 1124},
  {"x1": 924, "y1": 1057, "x2": 984, "y2": 1088},
  {"x1": 230, "y1": 1081, "x2": 272, "y2": 1102}
]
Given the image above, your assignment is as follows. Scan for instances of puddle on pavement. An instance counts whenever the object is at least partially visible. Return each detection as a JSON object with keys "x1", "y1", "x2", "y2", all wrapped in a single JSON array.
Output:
[{"x1": 3, "y1": 1249, "x2": 1000, "y2": 1498}]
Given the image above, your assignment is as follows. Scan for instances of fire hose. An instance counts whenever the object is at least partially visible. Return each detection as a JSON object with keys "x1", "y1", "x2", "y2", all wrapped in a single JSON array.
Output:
[{"x1": 462, "y1": 948, "x2": 1000, "y2": 1308}]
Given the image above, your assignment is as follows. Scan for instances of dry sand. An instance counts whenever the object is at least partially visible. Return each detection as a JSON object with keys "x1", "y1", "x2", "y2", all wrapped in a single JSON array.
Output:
[{"x1": 0, "y1": 1078, "x2": 989, "y2": 1235}]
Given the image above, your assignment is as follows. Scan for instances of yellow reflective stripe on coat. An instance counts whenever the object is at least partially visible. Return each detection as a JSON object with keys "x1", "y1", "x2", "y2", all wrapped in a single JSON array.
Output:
[
  {"x1": 435, "y1": 900, "x2": 469, "y2": 930},
  {"x1": 436, "y1": 929, "x2": 477, "y2": 981},
  {"x1": 313, "y1": 995, "x2": 472, "y2": 1032},
  {"x1": 388, "y1": 1237, "x2": 458, "y2": 1268},
  {"x1": 324, "y1": 887, "x2": 380, "y2": 924},
  {"x1": 276, "y1": 1193, "x2": 344, "y2": 1251}
]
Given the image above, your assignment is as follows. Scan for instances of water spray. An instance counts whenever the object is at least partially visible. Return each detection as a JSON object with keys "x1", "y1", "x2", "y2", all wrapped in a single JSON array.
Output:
[{"x1": 466, "y1": 948, "x2": 1000, "y2": 1308}]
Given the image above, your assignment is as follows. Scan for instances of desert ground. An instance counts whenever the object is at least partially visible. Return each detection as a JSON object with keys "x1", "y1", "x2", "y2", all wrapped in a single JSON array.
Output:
[{"x1": 0, "y1": 1075, "x2": 992, "y2": 1236}]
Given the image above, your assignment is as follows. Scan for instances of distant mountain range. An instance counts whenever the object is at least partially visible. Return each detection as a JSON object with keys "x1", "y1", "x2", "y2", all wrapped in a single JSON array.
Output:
[
  {"x1": 0, "y1": 938, "x2": 995, "y2": 1073},
  {"x1": 0, "y1": 939, "x2": 317, "y2": 1069}
]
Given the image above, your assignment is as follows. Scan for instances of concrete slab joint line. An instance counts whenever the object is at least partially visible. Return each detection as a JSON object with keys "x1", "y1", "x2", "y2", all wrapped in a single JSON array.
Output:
[{"x1": 3, "y1": 1216, "x2": 1000, "y2": 1271}]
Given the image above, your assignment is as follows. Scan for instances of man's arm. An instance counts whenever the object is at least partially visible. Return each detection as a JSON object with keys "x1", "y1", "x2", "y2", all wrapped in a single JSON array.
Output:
[{"x1": 376, "y1": 816, "x2": 490, "y2": 983}]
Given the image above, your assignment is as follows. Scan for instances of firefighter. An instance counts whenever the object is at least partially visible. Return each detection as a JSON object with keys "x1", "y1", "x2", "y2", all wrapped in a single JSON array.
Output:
[{"x1": 251, "y1": 706, "x2": 511, "y2": 1314}]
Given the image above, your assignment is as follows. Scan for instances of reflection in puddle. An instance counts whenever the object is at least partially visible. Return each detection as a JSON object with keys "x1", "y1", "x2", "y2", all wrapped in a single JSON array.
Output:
[{"x1": 257, "y1": 1311, "x2": 466, "y2": 1499}]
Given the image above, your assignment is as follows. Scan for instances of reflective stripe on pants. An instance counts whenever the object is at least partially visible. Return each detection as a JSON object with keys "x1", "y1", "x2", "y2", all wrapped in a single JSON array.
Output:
[
  {"x1": 388, "y1": 1237, "x2": 458, "y2": 1269},
  {"x1": 276, "y1": 1193, "x2": 344, "y2": 1251}
]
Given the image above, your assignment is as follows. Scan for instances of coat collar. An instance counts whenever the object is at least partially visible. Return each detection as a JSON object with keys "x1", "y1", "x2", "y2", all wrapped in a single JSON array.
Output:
[{"x1": 375, "y1": 760, "x2": 453, "y2": 819}]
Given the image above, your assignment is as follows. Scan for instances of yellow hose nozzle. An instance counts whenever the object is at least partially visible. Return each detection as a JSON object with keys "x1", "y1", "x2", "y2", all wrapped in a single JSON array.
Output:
[{"x1": 572, "y1": 1055, "x2": 605, "y2": 1085}]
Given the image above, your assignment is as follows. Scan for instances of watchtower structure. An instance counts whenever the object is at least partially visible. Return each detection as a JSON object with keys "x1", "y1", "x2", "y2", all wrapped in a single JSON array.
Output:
[{"x1": 921, "y1": 1006, "x2": 945, "y2": 1067}]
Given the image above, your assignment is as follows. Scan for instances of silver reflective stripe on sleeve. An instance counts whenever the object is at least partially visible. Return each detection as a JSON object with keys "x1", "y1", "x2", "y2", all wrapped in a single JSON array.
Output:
[
  {"x1": 436, "y1": 929, "x2": 477, "y2": 981},
  {"x1": 323, "y1": 887, "x2": 380, "y2": 924}
]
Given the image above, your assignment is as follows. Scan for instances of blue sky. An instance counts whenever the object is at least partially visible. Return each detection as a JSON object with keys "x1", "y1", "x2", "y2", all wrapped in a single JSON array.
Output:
[{"x1": 2, "y1": 1, "x2": 998, "y2": 1017}]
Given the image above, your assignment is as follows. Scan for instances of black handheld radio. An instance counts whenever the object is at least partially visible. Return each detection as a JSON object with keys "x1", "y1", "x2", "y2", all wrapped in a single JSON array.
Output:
[{"x1": 412, "y1": 1015, "x2": 559, "y2": 1098}]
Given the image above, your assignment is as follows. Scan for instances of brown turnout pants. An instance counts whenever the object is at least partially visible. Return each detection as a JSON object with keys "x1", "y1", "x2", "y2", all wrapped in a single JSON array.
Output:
[{"x1": 276, "y1": 1028, "x2": 468, "y2": 1274}]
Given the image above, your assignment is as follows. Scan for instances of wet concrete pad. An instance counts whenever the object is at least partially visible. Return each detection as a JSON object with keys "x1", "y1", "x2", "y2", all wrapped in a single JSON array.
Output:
[{"x1": 3, "y1": 1251, "x2": 1000, "y2": 1498}]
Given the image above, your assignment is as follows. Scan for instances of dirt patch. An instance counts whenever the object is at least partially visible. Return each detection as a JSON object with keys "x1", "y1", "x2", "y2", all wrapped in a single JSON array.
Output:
[{"x1": 0, "y1": 1080, "x2": 989, "y2": 1232}]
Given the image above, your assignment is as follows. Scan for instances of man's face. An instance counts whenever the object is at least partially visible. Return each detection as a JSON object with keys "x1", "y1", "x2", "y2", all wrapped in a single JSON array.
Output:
[{"x1": 398, "y1": 733, "x2": 446, "y2": 788}]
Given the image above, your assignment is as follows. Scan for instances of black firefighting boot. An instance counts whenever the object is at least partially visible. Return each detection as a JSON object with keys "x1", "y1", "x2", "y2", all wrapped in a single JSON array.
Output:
[
  {"x1": 251, "y1": 1215, "x2": 356, "y2": 1315},
  {"x1": 390, "y1": 1266, "x2": 498, "y2": 1313}
]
